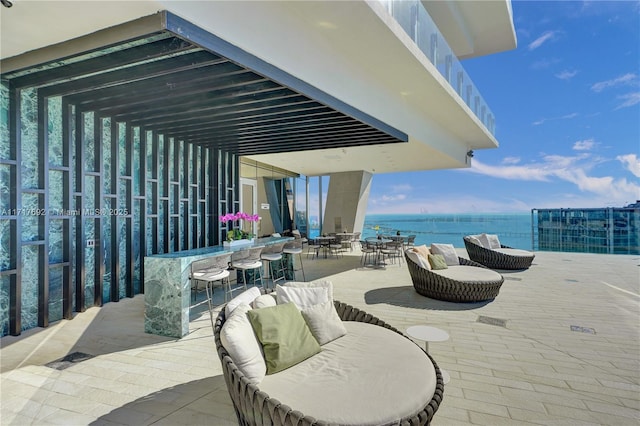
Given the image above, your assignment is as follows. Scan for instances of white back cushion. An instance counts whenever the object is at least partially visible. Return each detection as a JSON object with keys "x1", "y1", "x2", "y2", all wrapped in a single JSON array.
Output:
[
  {"x1": 220, "y1": 303, "x2": 266, "y2": 384},
  {"x1": 430, "y1": 243, "x2": 460, "y2": 266},
  {"x1": 225, "y1": 286, "x2": 261, "y2": 317},
  {"x1": 276, "y1": 285, "x2": 329, "y2": 310}
]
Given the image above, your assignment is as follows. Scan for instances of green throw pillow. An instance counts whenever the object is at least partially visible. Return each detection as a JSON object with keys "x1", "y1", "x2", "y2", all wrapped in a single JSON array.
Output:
[
  {"x1": 428, "y1": 253, "x2": 448, "y2": 270},
  {"x1": 247, "y1": 302, "x2": 321, "y2": 374}
]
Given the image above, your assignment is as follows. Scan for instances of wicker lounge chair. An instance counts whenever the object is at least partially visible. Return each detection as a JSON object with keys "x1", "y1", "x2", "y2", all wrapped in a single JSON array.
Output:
[
  {"x1": 404, "y1": 251, "x2": 504, "y2": 303},
  {"x1": 214, "y1": 300, "x2": 445, "y2": 425},
  {"x1": 463, "y1": 236, "x2": 535, "y2": 270}
]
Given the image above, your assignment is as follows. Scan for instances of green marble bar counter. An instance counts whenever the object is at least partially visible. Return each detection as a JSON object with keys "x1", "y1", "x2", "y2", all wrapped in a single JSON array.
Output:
[{"x1": 144, "y1": 236, "x2": 292, "y2": 338}]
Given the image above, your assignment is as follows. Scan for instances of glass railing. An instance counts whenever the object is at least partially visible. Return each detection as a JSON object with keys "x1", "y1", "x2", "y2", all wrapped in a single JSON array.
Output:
[{"x1": 376, "y1": 0, "x2": 496, "y2": 135}]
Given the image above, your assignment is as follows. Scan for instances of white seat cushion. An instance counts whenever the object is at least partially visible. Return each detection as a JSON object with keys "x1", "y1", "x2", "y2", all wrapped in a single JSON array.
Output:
[
  {"x1": 494, "y1": 248, "x2": 534, "y2": 257},
  {"x1": 233, "y1": 260, "x2": 263, "y2": 270},
  {"x1": 258, "y1": 321, "x2": 436, "y2": 425},
  {"x1": 261, "y1": 253, "x2": 283, "y2": 261},
  {"x1": 431, "y1": 265, "x2": 502, "y2": 282},
  {"x1": 196, "y1": 269, "x2": 229, "y2": 282}
]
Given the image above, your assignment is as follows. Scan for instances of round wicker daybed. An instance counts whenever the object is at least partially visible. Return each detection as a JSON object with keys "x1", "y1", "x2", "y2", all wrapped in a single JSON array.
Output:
[
  {"x1": 214, "y1": 300, "x2": 445, "y2": 425},
  {"x1": 405, "y1": 252, "x2": 504, "y2": 303},
  {"x1": 463, "y1": 236, "x2": 535, "y2": 270}
]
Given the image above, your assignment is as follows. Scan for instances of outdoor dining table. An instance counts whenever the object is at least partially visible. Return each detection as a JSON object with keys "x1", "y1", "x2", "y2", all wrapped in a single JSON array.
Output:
[
  {"x1": 314, "y1": 236, "x2": 335, "y2": 258},
  {"x1": 364, "y1": 237, "x2": 392, "y2": 268}
]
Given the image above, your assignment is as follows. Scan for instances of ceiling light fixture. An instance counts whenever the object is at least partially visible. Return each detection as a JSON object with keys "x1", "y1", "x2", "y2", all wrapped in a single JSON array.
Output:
[{"x1": 1, "y1": 0, "x2": 13, "y2": 7}]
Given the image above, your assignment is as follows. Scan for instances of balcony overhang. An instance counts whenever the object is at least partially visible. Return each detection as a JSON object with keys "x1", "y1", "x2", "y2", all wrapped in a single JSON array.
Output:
[
  {"x1": 421, "y1": 0, "x2": 517, "y2": 59},
  {"x1": 1, "y1": 11, "x2": 406, "y2": 157},
  {"x1": 2, "y1": 1, "x2": 514, "y2": 177}
]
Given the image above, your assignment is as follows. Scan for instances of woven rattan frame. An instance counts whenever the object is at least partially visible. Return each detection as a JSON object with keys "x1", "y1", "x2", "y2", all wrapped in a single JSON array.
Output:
[
  {"x1": 463, "y1": 237, "x2": 535, "y2": 270},
  {"x1": 214, "y1": 300, "x2": 445, "y2": 426},
  {"x1": 405, "y1": 253, "x2": 504, "y2": 303}
]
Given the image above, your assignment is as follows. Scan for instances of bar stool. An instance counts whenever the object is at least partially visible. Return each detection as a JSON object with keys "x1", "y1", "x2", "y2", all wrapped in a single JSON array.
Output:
[
  {"x1": 231, "y1": 246, "x2": 264, "y2": 290},
  {"x1": 283, "y1": 239, "x2": 305, "y2": 281},
  {"x1": 260, "y1": 242, "x2": 287, "y2": 289},
  {"x1": 190, "y1": 253, "x2": 231, "y2": 303}
]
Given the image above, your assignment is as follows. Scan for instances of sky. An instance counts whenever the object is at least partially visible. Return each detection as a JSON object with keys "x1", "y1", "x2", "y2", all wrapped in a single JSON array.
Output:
[{"x1": 366, "y1": 0, "x2": 640, "y2": 214}]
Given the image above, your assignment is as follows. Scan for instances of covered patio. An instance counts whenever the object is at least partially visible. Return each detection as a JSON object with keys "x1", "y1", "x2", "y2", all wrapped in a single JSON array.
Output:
[{"x1": 1, "y1": 249, "x2": 638, "y2": 425}]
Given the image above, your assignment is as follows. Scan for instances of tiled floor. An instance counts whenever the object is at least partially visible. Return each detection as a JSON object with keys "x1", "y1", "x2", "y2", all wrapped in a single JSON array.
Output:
[{"x1": 1, "y1": 248, "x2": 639, "y2": 425}]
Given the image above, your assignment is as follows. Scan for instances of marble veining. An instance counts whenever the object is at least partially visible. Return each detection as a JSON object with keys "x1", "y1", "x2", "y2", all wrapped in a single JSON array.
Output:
[{"x1": 144, "y1": 236, "x2": 293, "y2": 337}]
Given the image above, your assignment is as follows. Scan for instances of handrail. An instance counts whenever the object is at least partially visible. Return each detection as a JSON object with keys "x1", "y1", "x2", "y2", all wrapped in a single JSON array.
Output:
[{"x1": 376, "y1": 0, "x2": 496, "y2": 135}]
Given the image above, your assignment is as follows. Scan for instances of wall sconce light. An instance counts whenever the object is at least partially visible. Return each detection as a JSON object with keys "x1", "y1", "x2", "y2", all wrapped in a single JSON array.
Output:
[{"x1": 466, "y1": 150, "x2": 474, "y2": 158}]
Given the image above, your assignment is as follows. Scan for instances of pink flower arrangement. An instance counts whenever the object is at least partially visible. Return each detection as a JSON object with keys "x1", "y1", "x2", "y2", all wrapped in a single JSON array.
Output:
[
  {"x1": 219, "y1": 212, "x2": 260, "y2": 223},
  {"x1": 220, "y1": 212, "x2": 261, "y2": 242}
]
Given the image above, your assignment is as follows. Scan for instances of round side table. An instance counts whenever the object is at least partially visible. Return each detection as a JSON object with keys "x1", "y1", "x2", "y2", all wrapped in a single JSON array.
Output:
[{"x1": 406, "y1": 325, "x2": 451, "y2": 384}]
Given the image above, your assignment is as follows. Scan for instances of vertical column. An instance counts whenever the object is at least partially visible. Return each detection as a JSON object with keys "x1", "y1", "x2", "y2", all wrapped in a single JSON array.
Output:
[
  {"x1": 62, "y1": 100, "x2": 73, "y2": 320},
  {"x1": 8, "y1": 84, "x2": 21, "y2": 335},
  {"x1": 138, "y1": 128, "x2": 146, "y2": 293},
  {"x1": 37, "y1": 92, "x2": 49, "y2": 328},
  {"x1": 74, "y1": 108, "x2": 85, "y2": 312}
]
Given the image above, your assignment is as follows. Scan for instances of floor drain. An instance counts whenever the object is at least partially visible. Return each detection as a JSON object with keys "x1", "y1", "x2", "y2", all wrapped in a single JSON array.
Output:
[
  {"x1": 477, "y1": 316, "x2": 507, "y2": 328},
  {"x1": 45, "y1": 352, "x2": 94, "y2": 370},
  {"x1": 570, "y1": 325, "x2": 596, "y2": 334},
  {"x1": 504, "y1": 277, "x2": 522, "y2": 281},
  {"x1": 566, "y1": 279, "x2": 579, "y2": 283}
]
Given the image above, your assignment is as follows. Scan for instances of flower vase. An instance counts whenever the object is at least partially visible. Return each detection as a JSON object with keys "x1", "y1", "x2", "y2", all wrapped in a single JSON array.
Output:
[{"x1": 223, "y1": 237, "x2": 255, "y2": 248}]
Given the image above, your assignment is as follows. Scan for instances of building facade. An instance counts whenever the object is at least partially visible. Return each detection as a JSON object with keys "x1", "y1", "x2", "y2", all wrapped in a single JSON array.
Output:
[
  {"x1": 533, "y1": 205, "x2": 640, "y2": 255},
  {"x1": 0, "y1": 0, "x2": 516, "y2": 336}
]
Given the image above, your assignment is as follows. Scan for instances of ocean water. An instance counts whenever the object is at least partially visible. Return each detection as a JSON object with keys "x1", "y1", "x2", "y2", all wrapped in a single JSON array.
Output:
[{"x1": 360, "y1": 213, "x2": 534, "y2": 250}]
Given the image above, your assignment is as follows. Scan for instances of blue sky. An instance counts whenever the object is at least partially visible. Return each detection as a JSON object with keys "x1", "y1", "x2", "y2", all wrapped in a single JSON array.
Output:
[{"x1": 366, "y1": 0, "x2": 640, "y2": 214}]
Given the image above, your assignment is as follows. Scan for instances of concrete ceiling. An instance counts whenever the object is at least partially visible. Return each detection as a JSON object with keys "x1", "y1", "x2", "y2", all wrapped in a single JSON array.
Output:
[{"x1": 1, "y1": 0, "x2": 516, "y2": 177}]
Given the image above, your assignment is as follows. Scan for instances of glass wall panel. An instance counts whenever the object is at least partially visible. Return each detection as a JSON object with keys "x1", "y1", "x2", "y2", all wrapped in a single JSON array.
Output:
[
  {"x1": 118, "y1": 218, "x2": 127, "y2": 298},
  {"x1": 133, "y1": 200, "x2": 141, "y2": 293},
  {"x1": 0, "y1": 219, "x2": 10, "y2": 271},
  {"x1": 48, "y1": 266, "x2": 63, "y2": 323},
  {"x1": 49, "y1": 219, "x2": 64, "y2": 264},
  {"x1": 85, "y1": 175, "x2": 96, "y2": 211},
  {"x1": 294, "y1": 176, "x2": 307, "y2": 236},
  {"x1": 0, "y1": 275, "x2": 9, "y2": 336},
  {"x1": 21, "y1": 88, "x2": 39, "y2": 189},
  {"x1": 146, "y1": 130, "x2": 154, "y2": 176},
  {"x1": 158, "y1": 135, "x2": 164, "y2": 196},
  {"x1": 84, "y1": 218, "x2": 95, "y2": 309},
  {"x1": 146, "y1": 217, "x2": 155, "y2": 255},
  {"x1": 21, "y1": 245, "x2": 39, "y2": 331},
  {"x1": 103, "y1": 118, "x2": 111, "y2": 194},
  {"x1": 103, "y1": 198, "x2": 112, "y2": 303},
  {"x1": 119, "y1": 179, "x2": 128, "y2": 213},
  {"x1": 158, "y1": 201, "x2": 165, "y2": 254},
  {"x1": 49, "y1": 170, "x2": 64, "y2": 212},
  {"x1": 0, "y1": 164, "x2": 11, "y2": 209},
  {"x1": 84, "y1": 112, "x2": 96, "y2": 172},
  {"x1": 70, "y1": 105, "x2": 76, "y2": 192},
  {"x1": 133, "y1": 127, "x2": 141, "y2": 196},
  {"x1": 0, "y1": 82, "x2": 9, "y2": 159},
  {"x1": 119, "y1": 122, "x2": 127, "y2": 176},
  {"x1": 21, "y1": 193, "x2": 41, "y2": 241},
  {"x1": 47, "y1": 97, "x2": 63, "y2": 167}
]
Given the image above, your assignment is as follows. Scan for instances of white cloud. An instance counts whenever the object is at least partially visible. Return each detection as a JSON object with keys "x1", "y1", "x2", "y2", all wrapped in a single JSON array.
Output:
[
  {"x1": 531, "y1": 58, "x2": 560, "y2": 70},
  {"x1": 532, "y1": 112, "x2": 578, "y2": 126},
  {"x1": 591, "y1": 73, "x2": 637, "y2": 92},
  {"x1": 502, "y1": 157, "x2": 521, "y2": 165},
  {"x1": 573, "y1": 139, "x2": 596, "y2": 151},
  {"x1": 380, "y1": 194, "x2": 407, "y2": 202},
  {"x1": 556, "y1": 70, "x2": 578, "y2": 80},
  {"x1": 389, "y1": 184, "x2": 412, "y2": 193},
  {"x1": 465, "y1": 155, "x2": 640, "y2": 203},
  {"x1": 367, "y1": 195, "x2": 533, "y2": 214},
  {"x1": 528, "y1": 31, "x2": 557, "y2": 50},
  {"x1": 615, "y1": 92, "x2": 640, "y2": 109},
  {"x1": 617, "y1": 154, "x2": 640, "y2": 177}
]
